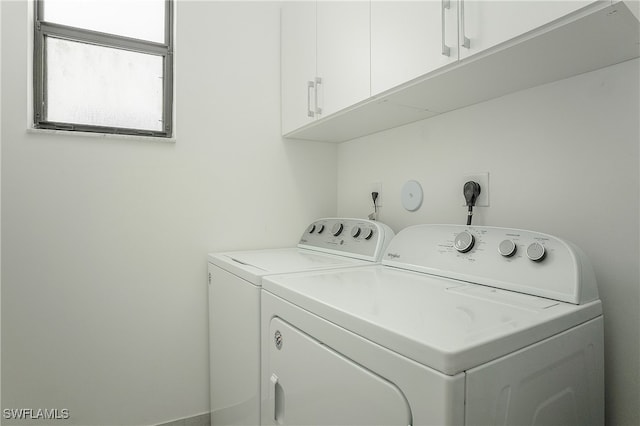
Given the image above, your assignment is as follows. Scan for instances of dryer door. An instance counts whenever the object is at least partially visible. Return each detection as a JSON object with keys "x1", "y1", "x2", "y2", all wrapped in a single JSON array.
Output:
[{"x1": 264, "y1": 317, "x2": 412, "y2": 426}]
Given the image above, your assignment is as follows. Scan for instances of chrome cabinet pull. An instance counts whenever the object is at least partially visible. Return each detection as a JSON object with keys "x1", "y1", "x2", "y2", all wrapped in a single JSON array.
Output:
[
  {"x1": 460, "y1": 0, "x2": 471, "y2": 49},
  {"x1": 442, "y1": 0, "x2": 451, "y2": 56},
  {"x1": 307, "y1": 80, "x2": 315, "y2": 117},
  {"x1": 314, "y1": 76, "x2": 323, "y2": 115}
]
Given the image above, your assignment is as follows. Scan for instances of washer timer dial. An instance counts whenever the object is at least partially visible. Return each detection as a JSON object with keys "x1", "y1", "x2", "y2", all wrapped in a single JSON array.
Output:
[
  {"x1": 331, "y1": 223, "x2": 344, "y2": 237},
  {"x1": 454, "y1": 231, "x2": 475, "y2": 253}
]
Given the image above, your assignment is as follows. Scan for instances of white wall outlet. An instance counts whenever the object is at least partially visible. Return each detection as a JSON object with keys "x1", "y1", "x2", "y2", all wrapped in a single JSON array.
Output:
[
  {"x1": 370, "y1": 182, "x2": 382, "y2": 207},
  {"x1": 461, "y1": 173, "x2": 489, "y2": 207}
]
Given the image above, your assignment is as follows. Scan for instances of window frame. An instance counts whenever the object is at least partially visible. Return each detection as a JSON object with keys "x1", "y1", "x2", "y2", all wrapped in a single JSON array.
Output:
[{"x1": 33, "y1": 0, "x2": 174, "y2": 138}]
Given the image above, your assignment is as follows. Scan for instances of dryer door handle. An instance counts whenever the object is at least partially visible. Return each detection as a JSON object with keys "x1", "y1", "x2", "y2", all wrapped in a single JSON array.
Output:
[{"x1": 270, "y1": 373, "x2": 285, "y2": 424}]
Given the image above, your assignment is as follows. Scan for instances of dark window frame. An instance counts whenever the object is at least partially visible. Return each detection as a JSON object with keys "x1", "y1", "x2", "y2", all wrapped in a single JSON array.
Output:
[{"x1": 33, "y1": 0, "x2": 174, "y2": 138}]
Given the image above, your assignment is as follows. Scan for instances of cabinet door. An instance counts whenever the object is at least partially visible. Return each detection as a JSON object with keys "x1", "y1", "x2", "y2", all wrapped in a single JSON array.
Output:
[
  {"x1": 316, "y1": 1, "x2": 370, "y2": 117},
  {"x1": 371, "y1": 0, "x2": 459, "y2": 96},
  {"x1": 459, "y1": 0, "x2": 594, "y2": 59},
  {"x1": 281, "y1": 2, "x2": 317, "y2": 135}
]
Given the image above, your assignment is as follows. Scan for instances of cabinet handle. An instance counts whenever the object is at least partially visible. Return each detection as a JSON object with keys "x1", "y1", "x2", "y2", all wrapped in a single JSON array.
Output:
[
  {"x1": 307, "y1": 80, "x2": 315, "y2": 118},
  {"x1": 460, "y1": 0, "x2": 471, "y2": 49},
  {"x1": 441, "y1": 0, "x2": 451, "y2": 56},
  {"x1": 314, "y1": 77, "x2": 323, "y2": 115}
]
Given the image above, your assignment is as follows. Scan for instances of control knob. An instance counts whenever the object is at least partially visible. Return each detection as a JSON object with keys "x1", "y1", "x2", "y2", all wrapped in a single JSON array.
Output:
[
  {"x1": 331, "y1": 223, "x2": 344, "y2": 237},
  {"x1": 362, "y1": 228, "x2": 374, "y2": 240},
  {"x1": 316, "y1": 224, "x2": 325, "y2": 234},
  {"x1": 307, "y1": 224, "x2": 316, "y2": 234},
  {"x1": 527, "y1": 242, "x2": 546, "y2": 262},
  {"x1": 351, "y1": 227, "x2": 361, "y2": 238},
  {"x1": 454, "y1": 231, "x2": 475, "y2": 253},
  {"x1": 498, "y1": 239, "x2": 517, "y2": 257}
]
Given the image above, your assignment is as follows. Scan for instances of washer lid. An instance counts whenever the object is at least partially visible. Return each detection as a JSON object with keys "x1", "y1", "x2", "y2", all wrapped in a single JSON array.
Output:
[
  {"x1": 263, "y1": 265, "x2": 602, "y2": 375},
  {"x1": 208, "y1": 248, "x2": 370, "y2": 285}
]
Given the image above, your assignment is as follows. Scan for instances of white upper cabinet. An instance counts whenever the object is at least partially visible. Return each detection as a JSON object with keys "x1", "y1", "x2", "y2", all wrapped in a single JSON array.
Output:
[
  {"x1": 316, "y1": 1, "x2": 370, "y2": 117},
  {"x1": 371, "y1": 1, "x2": 459, "y2": 96},
  {"x1": 459, "y1": 0, "x2": 594, "y2": 59},
  {"x1": 281, "y1": 0, "x2": 639, "y2": 142},
  {"x1": 281, "y1": 1, "x2": 370, "y2": 136},
  {"x1": 281, "y1": 2, "x2": 316, "y2": 135}
]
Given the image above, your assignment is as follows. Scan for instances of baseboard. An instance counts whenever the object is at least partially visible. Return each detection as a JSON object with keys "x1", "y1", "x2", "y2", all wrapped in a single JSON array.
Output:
[{"x1": 155, "y1": 412, "x2": 210, "y2": 426}]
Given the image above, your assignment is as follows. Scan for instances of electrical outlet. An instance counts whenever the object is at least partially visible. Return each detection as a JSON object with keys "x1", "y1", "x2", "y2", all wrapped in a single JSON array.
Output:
[
  {"x1": 461, "y1": 173, "x2": 489, "y2": 207},
  {"x1": 370, "y1": 182, "x2": 382, "y2": 207}
]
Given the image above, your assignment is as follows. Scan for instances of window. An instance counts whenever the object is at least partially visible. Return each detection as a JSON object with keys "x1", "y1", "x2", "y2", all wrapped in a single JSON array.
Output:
[{"x1": 33, "y1": 0, "x2": 174, "y2": 138}]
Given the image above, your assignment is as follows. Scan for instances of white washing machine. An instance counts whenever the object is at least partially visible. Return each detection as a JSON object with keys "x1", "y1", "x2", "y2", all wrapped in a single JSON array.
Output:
[
  {"x1": 207, "y1": 218, "x2": 394, "y2": 425},
  {"x1": 260, "y1": 224, "x2": 604, "y2": 426}
]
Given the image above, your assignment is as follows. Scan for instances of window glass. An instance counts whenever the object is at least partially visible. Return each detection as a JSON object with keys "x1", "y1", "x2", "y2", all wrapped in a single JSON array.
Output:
[
  {"x1": 46, "y1": 37, "x2": 164, "y2": 131},
  {"x1": 43, "y1": 0, "x2": 165, "y2": 43}
]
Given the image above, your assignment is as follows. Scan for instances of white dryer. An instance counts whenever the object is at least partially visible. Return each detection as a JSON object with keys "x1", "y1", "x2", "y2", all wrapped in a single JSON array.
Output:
[
  {"x1": 260, "y1": 224, "x2": 604, "y2": 426},
  {"x1": 207, "y1": 218, "x2": 394, "y2": 425}
]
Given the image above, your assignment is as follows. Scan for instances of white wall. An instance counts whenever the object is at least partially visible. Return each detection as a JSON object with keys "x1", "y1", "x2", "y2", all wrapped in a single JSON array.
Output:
[
  {"x1": 0, "y1": 1, "x2": 3, "y2": 424},
  {"x1": 338, "y1": 58, "x2": 640, "y2": 425},
  {"x1": 1, "y1": 1, "x2": 337, "y2": 425}
]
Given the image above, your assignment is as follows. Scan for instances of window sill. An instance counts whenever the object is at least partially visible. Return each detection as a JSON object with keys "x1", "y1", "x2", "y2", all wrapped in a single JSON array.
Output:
[{"x1": 27, "y1": 127, "x2": 176, "y2": 144}]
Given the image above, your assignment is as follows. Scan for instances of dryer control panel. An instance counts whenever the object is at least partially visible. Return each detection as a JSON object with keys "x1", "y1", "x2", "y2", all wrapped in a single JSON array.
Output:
[
  {"x1": 298, "y1": 218, "x2": 394, "y2": 262},
  {"x1": 382, "y1": 224, "x2": 598, "y2": 305}
]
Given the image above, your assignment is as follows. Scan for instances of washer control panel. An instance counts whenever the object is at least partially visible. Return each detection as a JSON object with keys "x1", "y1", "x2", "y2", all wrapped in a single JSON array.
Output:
[
  {"x1": 383, "y1": 224, "x2": 598, "y2": 304},
  {"x1": 298, "y1": 218, "x2": 394, "y2": 262}
]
